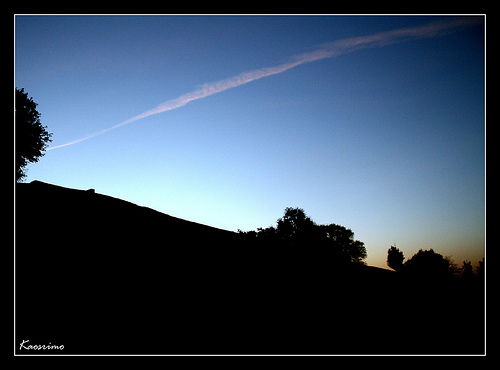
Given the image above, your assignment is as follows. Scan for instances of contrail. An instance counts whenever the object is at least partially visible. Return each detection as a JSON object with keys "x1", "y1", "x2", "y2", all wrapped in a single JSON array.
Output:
[{"x1": 46, "y1": 17, "x2": 481, "y2": 151}]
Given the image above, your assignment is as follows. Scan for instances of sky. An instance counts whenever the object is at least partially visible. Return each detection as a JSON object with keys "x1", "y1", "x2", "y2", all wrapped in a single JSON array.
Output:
[{"x1": 15, "y1": 15, "x2": 485, "y2": 269}]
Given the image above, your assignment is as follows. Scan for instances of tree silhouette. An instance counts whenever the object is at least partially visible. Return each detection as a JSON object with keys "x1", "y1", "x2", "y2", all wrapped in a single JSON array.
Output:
[
  {"x1": 476, "y1": 257, "x2": 484, "y2": 280},
  {"x1": 387, "y1": 245, "x2": 405, "y2": 271},
  {"x1": 460, "y1": 260, "x2": 474, "y2": 281},
  {"x1": 345, "y1": 239, "x2": 367, "y2": 264},
  {"x1": 15, "y1": 88, "x2": 52, "y2": 182},
  {"x1": 403, "y1": 249, "x2": 454, "y2": 280},
  {"x1": 276, "y1": 207, "x2": 316, "y2": 247},
  {"x1": 318, "y1": 223, "x2": 366, "y2": 263},
  {"x1": 242, "y1": 207, "x2": 367, "y2": 264}
]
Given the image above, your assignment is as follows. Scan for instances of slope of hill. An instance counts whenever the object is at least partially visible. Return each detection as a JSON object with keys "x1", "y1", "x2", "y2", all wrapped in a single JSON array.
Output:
[{"x1": 15, "y1": 181, "x2": 483, "y2": 354}]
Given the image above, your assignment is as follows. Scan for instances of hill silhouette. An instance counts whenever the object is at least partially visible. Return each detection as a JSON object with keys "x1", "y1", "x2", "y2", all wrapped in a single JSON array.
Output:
[{"x1": 15, "y1": 181, "x2": 484, "y2": 354}]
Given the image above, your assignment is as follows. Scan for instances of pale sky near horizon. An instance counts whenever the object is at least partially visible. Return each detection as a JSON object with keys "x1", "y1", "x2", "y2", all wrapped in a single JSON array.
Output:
[{"x1": 15, "y1": 15, "x2": 485, "y2": 268}]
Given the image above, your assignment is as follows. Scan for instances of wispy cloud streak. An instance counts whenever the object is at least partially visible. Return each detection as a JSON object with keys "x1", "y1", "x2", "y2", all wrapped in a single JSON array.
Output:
[{"x1": 47, "y1": 17, "x2": 481, "y2": 151}]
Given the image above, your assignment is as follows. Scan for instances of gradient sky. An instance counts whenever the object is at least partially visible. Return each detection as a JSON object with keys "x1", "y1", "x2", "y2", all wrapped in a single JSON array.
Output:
[{"x1": 15, "y1": 15, "x2": 485, "y2": 269}]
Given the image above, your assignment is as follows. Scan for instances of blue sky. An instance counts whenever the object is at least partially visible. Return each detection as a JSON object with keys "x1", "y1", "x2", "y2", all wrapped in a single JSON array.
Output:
[{"x1": 15, "y1": 15, "x2": 485, "y2": 268}]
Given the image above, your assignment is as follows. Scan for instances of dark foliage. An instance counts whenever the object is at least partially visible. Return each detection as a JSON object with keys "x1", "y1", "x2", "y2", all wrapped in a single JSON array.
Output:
[
  {"x1": 276, "y1": 207, "x2": 316, "y2": 246},
  {"x1": 461, "y1": 260, "x2": 474, "y2": 280},
  {"x1": 15, "y1": 88, "x2": 52, "y2": 181},
  {"x1": 402, "y1": 249, "x2": 455, "y2": 280},
  {"x1": 476, "y1": 257, "x2": 485, "y2": 279},
  {"x1": 242, "y1": 207, "x2": 367, "y2": 264},
  {"x1": 387, "y1": 245, "x2": 405, "y2": 271}
]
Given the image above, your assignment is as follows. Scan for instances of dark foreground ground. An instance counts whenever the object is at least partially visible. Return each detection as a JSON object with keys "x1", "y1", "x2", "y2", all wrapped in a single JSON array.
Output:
[{"x1": 15, "y1": 181, "x2": 485, "y2": 354}]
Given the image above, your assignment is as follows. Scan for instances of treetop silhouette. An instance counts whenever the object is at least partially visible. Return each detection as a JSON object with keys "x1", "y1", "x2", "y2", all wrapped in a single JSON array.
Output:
[
  {"x1": 241, "y1": 207, "x2": 367, "y2": 264},
  {"x1": 15, "y1": 87, "x2": 52, "y2": 182}
]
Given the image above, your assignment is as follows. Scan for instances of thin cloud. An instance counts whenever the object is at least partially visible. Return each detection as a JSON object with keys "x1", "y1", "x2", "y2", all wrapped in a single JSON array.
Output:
[{"x1": 47, "y1": 17, "x2": 481, "y2": 151}]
